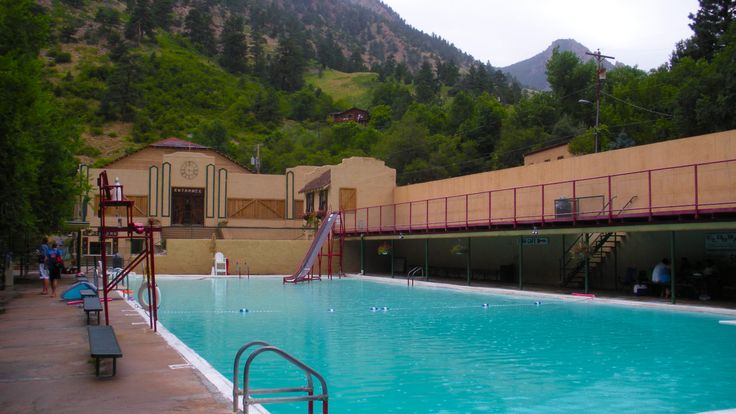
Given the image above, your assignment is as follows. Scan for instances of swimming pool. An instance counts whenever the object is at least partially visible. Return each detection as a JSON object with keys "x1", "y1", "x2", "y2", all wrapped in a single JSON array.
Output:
[{"x1": 141, "y1": 276, "x2": 736, "y2": 413}]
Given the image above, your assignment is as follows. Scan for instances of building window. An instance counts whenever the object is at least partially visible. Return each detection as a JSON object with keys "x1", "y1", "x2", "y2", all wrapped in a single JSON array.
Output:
[
  {"x1": 318, "y1": 189, "x2": 328, "y2": 212},
  {"x1": 130, "y1": 239, "x2": 144, "y2": 254},
  {"x1": 306, "y1": 192, "x2": 314, "y2": 213}
]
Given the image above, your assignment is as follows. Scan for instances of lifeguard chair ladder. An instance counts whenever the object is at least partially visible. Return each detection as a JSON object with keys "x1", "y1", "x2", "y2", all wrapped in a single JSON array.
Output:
[{"x1": 96, "y1": 171, "x2": 161, "y2": 330}]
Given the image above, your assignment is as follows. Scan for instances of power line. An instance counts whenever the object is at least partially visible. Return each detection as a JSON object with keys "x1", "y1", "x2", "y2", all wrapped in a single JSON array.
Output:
[{"x1": 600, "y1": 91, "x2": 673, "y2": 118}]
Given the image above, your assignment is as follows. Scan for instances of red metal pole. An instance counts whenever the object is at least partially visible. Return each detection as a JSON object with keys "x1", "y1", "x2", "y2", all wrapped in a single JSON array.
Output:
[
  {"x1": 694, "y1": 164, "x2": 699, "y2": 218},
  {"x1": 541, "y1": 185, "x2": 545, "y2": 224},
  {"x1": 572, "y1": 180, "x2": 577, "y2": 225},
  {"x1": 648, "y1": 170, "x2": 653, "y2": 219},
  {"x1": 102, "y1": 227, "x2": 109, "y2": 325},
  {"x1": 146, "y1": 230, "x2": 153, "y2": 329},
  {"x1": 465, "y1": 195, "x2": 469, "y2": 229},
  {"x1": 488, "y1": 191, "x2": 492, "y2": 228},
  {"x1": 409, "y1": 202, "x2": 413, "y2": 231},
  {"x1": 149, "y1": 227, "x2": 158, "y2": 332},
  {"x1": 607, "y1": 176, "x2": 613, "y2": 223},
  {"x1": 444, "y1": 197, "x2": 448, "y2": 230},
  {"x1": 513, "y1": 188, "x2": 517, "y2": 228}
]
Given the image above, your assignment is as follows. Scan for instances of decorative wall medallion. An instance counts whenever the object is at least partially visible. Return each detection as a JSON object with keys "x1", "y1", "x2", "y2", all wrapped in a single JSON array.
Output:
[{"x1": 180, "y1": 160, "x2": 199, "y2": 180}]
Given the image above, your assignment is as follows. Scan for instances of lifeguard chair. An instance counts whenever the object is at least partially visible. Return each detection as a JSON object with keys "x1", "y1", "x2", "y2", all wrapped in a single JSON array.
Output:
[{"x1": 97, "y1": 171, "x2": 140, "y2": 235}]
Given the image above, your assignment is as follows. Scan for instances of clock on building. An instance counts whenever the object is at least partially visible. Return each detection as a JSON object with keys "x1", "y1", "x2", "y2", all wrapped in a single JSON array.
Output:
[{"x1": 180, "y1": 160, "x2": 199, "y2": 180}]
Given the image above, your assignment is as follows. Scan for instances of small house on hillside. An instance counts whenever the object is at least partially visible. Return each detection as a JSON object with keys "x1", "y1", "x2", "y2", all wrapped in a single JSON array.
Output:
[
  {"x1": 523, "y1": 142, "x2": 572, "y2": 165},
  {"x1": 330, "y1": 107, "x2": 369, "y2": 124}
]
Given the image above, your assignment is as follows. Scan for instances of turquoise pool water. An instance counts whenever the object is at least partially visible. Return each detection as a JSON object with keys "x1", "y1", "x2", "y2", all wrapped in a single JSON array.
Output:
[{"x1": 142, "y1": 277, "x2": 736, "y2": 413}]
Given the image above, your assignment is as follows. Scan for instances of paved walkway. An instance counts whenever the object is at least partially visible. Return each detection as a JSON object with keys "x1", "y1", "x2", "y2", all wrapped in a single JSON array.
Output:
[{"x1": 0, "y1": 276, "x2": 232, "y2": 414}]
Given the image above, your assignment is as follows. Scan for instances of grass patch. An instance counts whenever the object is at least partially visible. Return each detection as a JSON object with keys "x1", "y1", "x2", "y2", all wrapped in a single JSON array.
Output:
[{"x1": 305, "y1": 69, "x2": 378, "y2": 109}]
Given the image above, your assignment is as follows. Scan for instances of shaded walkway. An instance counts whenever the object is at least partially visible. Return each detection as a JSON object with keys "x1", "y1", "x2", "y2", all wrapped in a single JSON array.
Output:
[{"x1": 0, "y1": 277, "x2": 231, "y2": 414}]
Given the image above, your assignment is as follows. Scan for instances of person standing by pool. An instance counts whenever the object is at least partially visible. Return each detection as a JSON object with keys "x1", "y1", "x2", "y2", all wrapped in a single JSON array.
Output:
[
  {"x1": 38, "y1": 237, "x2": 50, "y2": 295},
  {"x1": 652, "y1": 258, "x2": 671, "y2": 299},
  {"x1": 46, "y1": 242, "x2": 63, "y2": 298}
]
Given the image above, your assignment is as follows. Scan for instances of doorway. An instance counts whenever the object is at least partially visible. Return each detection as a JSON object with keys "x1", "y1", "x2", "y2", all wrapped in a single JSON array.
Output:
[{"x1": 172, "y1": 187, "x2": 204, "y2": 226}]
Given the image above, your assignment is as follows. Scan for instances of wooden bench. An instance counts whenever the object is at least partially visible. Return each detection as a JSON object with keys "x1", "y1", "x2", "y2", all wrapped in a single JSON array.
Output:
[
  {"x1": 80, "y1": 289, "x2": 96, "y2": 298},
  {"x1": 83, "y1": 296, "x2": 103, "y2": 325},
  {"x1": 88, "y1": 325, "x2": 122, "y2": 376}
]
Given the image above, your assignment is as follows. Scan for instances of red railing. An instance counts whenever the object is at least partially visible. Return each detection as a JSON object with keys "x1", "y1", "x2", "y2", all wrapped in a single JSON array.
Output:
[{"x1": 339, "y1": 158, "x2": 736, "y2": 235}]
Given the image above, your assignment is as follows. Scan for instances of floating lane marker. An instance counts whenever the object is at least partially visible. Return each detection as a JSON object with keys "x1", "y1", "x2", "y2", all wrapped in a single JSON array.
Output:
[{"x1": 719, "y1": 320, "x2": 736, "y2": 326}]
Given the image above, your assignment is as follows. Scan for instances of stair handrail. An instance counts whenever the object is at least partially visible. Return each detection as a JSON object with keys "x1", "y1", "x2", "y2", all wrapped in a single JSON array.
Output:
[
  {"x1": 561, "y1": 232, "x2": 614, "y2": 287},
  {"x1": 233, "y1": 341, "x2": 328, "y2": 414},
  {"x1": 596, "y1": 195, "x2": 617, "y2": 217},
  {"x1": 407, "y1": 266, "x2": 424, "y2": 286},
  {"x1": 616, "y1": 195, "x2": 638, "y2": 216}
]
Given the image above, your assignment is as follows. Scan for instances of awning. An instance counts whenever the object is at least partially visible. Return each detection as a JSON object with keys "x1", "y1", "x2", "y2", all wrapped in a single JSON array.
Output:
[{"x1": 299, "y1": 170, "x2": 331, "y2": 194}]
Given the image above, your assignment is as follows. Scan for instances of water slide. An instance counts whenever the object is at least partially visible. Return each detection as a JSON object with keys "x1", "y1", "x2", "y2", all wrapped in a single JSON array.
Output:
[{"x1": 283, "y1": 212, "x2": 340, "y2": 283}]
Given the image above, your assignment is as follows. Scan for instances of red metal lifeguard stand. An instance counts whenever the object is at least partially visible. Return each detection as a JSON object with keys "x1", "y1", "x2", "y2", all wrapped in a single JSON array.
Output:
[{"x1": 96, "y1": 171, "x2": 161, "y2": 330}]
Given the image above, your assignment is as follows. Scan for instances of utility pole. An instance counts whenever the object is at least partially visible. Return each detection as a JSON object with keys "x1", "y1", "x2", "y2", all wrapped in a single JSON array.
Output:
[
  {"x1": 250, "y1": 143, "x2": 261, "y2": 174},
  {"x1": 585, "y1": 49, "x2": 615, "y2": 153}
]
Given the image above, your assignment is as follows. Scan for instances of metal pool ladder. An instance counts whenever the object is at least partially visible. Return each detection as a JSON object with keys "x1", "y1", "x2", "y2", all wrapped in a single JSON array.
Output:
[
  {"x1": 407, "y1": 266, "x2": 425, "y2": 286},
  {"x1": 233, "y1": 341, "x2": 329, "y2": 413}
]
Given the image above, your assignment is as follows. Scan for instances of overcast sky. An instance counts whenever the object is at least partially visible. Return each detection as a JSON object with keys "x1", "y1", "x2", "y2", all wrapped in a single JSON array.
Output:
[{"x1": 380, "y1": 0, "x2": 700, "y2": 70}]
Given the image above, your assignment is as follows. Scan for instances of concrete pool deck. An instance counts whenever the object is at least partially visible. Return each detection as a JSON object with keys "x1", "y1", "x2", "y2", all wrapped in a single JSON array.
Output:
[{"x1": 0, "y1": 276, "x2": 233, "y2": 414}]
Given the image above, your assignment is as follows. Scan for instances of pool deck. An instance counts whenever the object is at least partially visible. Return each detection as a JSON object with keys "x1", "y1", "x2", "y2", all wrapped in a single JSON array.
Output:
[{"x1": 0, "y1": 275, "x2": 233, "y2": 414}]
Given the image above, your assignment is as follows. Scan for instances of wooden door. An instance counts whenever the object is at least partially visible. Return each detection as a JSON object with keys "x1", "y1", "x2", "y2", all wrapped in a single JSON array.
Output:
[{"x1": 339, "y1": 188, "x2": 357, "y2": 211}]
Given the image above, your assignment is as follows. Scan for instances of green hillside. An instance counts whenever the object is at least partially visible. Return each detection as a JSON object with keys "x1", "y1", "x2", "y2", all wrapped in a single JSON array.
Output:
[{"x1": 4, "y1": 0, "x2": 736, "y2": 248}]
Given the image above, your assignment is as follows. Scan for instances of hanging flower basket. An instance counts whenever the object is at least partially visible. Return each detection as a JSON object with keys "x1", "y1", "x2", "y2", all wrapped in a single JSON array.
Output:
[
  {"x1": 377, "y1": 242, "x2": 392, "y2": 256},
  {"x1": 450, "y1": 243, "x2": 468, "y2": 256}
]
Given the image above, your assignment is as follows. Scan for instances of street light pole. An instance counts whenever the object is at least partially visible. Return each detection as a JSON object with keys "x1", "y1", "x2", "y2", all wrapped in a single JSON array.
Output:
[{"x1": 585, "y1": 49, "x2": 614, "y2": 153}]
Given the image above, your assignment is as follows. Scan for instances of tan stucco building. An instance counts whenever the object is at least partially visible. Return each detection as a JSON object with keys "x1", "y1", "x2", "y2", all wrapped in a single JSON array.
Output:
[{"x1": 78, "y1": 131, "x2": 736, "y2": 300}]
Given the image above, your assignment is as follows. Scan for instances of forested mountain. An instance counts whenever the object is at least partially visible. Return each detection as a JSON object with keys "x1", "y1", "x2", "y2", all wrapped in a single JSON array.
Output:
[
  {"x1": 502, "y1": 39, "x2": 616, "y2": 91},
  {"x1": 3, "y1": 0, "x2": 736, "y2": 249}
]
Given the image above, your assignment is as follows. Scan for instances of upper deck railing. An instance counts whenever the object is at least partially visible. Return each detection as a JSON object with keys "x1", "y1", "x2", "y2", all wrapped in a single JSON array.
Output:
[{"x1": 338, "y1": 158, "x2": 736, "y2": 235}]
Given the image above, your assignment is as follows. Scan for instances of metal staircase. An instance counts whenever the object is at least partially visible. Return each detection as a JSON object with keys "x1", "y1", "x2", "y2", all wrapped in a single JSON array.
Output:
[
  {"x1": 561, "y1": 232, "x2": 626, "y2": 288},
  {"x1": 233, "y1": 341, "x2": 328, "y2": 414}
]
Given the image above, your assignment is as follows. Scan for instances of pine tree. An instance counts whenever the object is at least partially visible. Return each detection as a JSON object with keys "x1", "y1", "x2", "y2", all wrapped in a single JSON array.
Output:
[
  {"x1": 185, "y1": 7, "x2": 216, "y2": 55},
  {"x1": 270, "y1": 35, "x2": 305, "y2": 92},
  {"x1": 124, "y1": 0, "x2": 155, "y2": 45},
  {"x1": 151, "y1": 0, "x2": 174, "y2": 30},
  {"x1": 250, "y1": 31, "x2": 268, "y2": 81},
  {"x1": 414, "y1": 61, "x2": 438, "y2": 103},
  {"x1": 219, "y1": 15, "x2": 247, "y2": 74}
]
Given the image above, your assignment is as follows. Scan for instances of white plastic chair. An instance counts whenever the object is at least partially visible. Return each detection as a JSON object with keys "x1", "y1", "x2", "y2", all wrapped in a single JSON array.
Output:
[{"x1": 214, "y1": 252, "x2": 227, "y2": 276}]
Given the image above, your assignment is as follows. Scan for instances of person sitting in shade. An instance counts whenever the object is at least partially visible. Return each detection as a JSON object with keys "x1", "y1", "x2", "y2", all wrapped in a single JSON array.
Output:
[{"x1": 651, "y1": 258, "x2": 672, "y2": 299}]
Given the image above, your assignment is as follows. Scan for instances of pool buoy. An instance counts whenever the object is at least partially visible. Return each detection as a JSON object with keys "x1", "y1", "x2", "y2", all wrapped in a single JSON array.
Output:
[
  {"x1": 535, "y1": 301, "x2": 541, "y2": 306},
  {"x1": 482, "y1": 303, "x2": 489, "y2": 308},
  {"x1": 328, "y1": 308, "x2": 334, "y2": 313},
  {"x1": 382, "y1": 306, "x2": 389, "y2": 311},
  {"x1": 371, "y1": 306, "x2": 377, "y2": 312},
  {"x1": 239, "y1": 308, "x2": 248, "y2": 313}
]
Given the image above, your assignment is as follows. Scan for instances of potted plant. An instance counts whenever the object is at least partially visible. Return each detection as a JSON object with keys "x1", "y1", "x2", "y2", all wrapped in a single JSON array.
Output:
[
  {"x1": 302, "y1": 212, "x2": 321, "y2": 229},
  {"x1": 377, "y1": 242, "x2": 392, "y2": 256},
  {"x1": 571, "y1": 241, "x2": 592, "y2": 259}
]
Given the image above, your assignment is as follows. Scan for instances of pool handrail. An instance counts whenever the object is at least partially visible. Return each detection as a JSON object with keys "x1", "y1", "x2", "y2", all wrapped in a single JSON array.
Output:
[
  {"x1": 407, "y1": 266, "x2": 425, "y2": 286},
  {"x1": 233, "y1": 341, "x2": 329, "y2": 414}
]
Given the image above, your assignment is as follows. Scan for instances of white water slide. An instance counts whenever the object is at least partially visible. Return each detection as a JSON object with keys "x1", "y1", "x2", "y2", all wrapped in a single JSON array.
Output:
[{"x1": 283, "y1": 212, "x2": 340, "y2": 283}]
